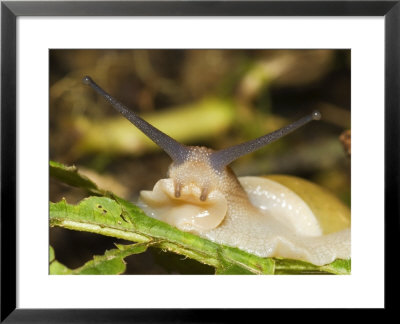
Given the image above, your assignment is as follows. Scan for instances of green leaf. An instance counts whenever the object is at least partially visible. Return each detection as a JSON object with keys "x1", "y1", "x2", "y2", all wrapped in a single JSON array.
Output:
[
  {"x1": 215, "y1": 263, "x2": 255, "y2": 275},
  {"x1": 49, "y1": 245, "x2": 72, "y2": 275},
  {"x1": 320, "y1": 258, "x2": 351, "y2": 275},
  {"x1": 49, "y1": 243, "x2": 150, "y2": 275},
  {"x1": 49, "y1": 245, "x2": 55, "y2": 263},
  {"x1": 274, "y1": 258, "x2": 350, "y2": 275},
  {"x1": 50, "y1": 160, "x2": 105, "y2": 195},
  {"x1": 50, "y1": 196, "x2": 150, "y2": 243},
  {"x1": 73, "y1": 243, "x2": 149, "y2": 275},
  {"x1": 50, "y1": 261, "x2": 73, "y2": 275}
]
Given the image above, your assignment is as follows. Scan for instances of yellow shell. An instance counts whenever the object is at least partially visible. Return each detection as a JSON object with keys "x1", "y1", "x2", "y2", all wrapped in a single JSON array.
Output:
[{"x1": 265, "y1": 175, "x2": 350, "y2": 234}]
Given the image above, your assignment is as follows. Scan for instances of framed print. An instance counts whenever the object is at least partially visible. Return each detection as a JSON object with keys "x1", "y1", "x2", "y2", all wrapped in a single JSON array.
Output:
[{"x1": 1, "y1": 0, "x2": 399, "y2": 321}]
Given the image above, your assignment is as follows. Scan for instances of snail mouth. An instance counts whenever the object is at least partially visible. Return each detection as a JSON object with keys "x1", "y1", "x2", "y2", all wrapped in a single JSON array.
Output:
[{"x1": 138, "y1": 179, "x2": 228, "y2": 232}]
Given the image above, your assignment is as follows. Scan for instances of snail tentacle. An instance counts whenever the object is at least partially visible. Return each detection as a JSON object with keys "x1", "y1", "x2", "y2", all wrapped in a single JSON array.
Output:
[
  {"x1": 210, "y1": 111, "x2": 321, "y2": 171},
  {"x1": 83, "y1": 76, "x2": 189, "y2": 164},
  {"x1": 174, "y1": 182, "x2": 182, "y2": 198},
  {"x1": 200, "y1": 187, "x2": 209, "y2": 201}
]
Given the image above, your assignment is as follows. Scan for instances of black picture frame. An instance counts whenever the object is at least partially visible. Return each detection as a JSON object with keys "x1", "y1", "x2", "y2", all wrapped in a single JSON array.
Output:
[{"x1": 1, "y1": 0, "x2": 398, "y2": 321}]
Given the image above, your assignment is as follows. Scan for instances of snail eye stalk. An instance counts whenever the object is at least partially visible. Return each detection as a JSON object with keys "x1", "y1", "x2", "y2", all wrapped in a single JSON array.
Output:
[
  {"x1": 83, "y1": 76, "x2": 189, "y2": 164},
  {"x1": 210, "y1": 111, "x2": 321, "y2": 171}
]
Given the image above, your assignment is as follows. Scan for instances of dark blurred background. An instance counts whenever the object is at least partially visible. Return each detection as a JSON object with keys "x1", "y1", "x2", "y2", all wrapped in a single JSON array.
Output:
[{"x1": 49, "y1": 49, "x2": 351, "y2": 274}]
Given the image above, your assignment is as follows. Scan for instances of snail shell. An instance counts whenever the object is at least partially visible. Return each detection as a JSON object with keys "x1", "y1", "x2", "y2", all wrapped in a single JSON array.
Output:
[{"x1": 83, "y1": 76, "x2": 351, "y2": 266}]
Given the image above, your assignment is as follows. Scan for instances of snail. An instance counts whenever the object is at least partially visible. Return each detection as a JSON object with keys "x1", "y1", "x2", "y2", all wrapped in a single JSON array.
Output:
[{"x1": 83, "y1": 76, "x2": 351, "y2": 266}]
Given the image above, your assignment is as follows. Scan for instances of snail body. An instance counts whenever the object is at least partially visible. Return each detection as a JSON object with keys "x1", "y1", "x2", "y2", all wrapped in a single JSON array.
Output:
[
  {"x1": 137, "y1": 161, "x2": 350, "y2": 266},
  {"x1": 83, "y1": 76, "x2": 351, "y2": 266}
]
